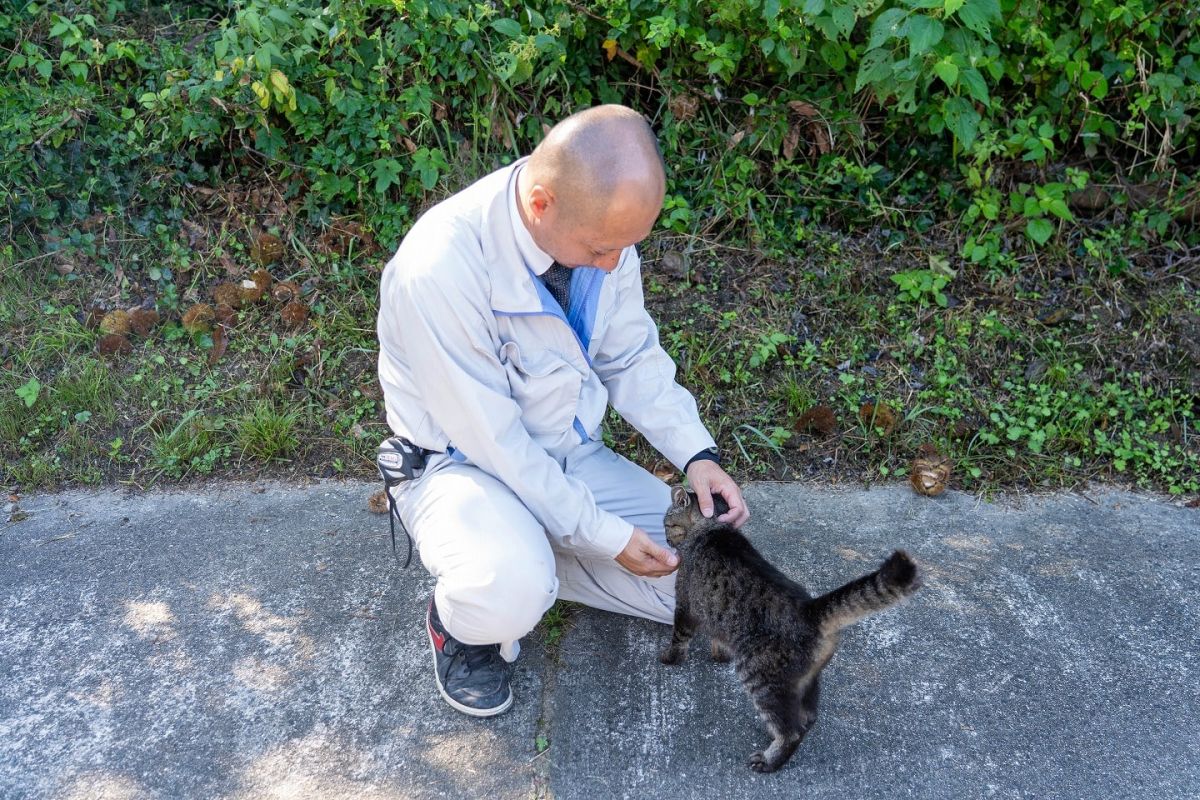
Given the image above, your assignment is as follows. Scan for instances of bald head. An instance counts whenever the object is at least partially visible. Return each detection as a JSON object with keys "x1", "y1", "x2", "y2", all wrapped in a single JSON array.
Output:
[{"x1": 526, "y1": 104, "x2": 666, "y2": 227}]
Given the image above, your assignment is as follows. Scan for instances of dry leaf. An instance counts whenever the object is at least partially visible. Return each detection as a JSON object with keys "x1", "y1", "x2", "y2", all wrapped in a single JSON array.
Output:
[
  {"x1": 783, "y1": 100, "x2": 832, "y2": 158},
  {"x1": 602, "y1": 38, "x2": 618, "y2": 61},
  {"x1": 208, "y1": 324, "x2": 228, "y2": 366}
]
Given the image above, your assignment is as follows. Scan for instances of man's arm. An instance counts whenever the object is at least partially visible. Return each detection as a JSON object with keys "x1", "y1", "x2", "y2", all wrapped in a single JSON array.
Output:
[
  {"x1": 591, "y1": 248, "x2": 717, "y2": 470},
  {"x1": 592, "y1": 248, "x2": 749, "y2": 526}
]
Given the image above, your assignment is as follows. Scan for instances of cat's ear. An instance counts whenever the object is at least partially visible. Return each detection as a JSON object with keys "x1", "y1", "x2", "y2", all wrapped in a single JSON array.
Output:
[{"x1": 671, "y1": 486, "x2": 690, "y2": 507}]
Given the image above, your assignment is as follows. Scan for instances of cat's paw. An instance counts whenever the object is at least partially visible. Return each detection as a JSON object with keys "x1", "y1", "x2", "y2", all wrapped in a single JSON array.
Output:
[
  {"x1": 710, "y1": 640, "x2": 732, "y2": 662},
  {"x1": 748, "y1": 751, "x2": 779, "y2": 773},
  {"x1": 659, "y1": 647, "x2": 684, "y2": 665}
]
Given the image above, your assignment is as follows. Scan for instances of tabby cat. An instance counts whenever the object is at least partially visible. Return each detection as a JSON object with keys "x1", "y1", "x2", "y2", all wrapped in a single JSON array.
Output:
[{"x1": 661, "y1": 487, "x2": 920, "y2": 773}]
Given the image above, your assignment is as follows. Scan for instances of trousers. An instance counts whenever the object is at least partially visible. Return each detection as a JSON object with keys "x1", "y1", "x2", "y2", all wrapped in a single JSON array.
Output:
[{"x1": 386, "y1": 439, "x2": 676, "y2": 661}]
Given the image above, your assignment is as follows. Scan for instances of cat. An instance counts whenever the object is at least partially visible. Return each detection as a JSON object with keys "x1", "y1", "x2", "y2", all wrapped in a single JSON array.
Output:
[{"x1": 660, "y1": 487, "x2": 920, "y2": 773}]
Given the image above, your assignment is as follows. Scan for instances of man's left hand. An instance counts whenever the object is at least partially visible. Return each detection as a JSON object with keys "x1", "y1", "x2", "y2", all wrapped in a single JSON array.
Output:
[{"x1": 685, "y1": 460, "x2": 750, "y2": 528}]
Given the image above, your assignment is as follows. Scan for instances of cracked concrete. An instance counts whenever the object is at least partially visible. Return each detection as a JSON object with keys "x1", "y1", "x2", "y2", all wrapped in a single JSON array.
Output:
[{"x1": 1, "y1": 481, "x2": 1197, "y2": 799}]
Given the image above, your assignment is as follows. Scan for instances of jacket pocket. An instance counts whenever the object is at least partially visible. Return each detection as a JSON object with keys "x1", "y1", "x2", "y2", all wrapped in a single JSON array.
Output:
[{"x1": 499, "y1": 341, "x2": 584, "y2": 435}]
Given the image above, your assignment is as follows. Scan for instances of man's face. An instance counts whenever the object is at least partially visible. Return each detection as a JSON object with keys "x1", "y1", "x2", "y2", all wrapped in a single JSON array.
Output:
[{"x1": 526, "y1": 182, "x2": 664, "y2": 272}]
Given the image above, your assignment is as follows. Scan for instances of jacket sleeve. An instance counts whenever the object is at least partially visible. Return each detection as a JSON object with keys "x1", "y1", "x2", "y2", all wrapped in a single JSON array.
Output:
[
  {"x1": 591, "y1": 248, "x2": 717, "y2": 470},
  {"x1": 386, "y1": 232, "x2": 635, "y2": 560}
]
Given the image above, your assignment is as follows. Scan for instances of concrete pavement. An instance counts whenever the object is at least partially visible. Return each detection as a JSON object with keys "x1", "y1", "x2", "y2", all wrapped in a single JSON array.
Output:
[{"x1": 1, "y1": 481, "x2": 1197, "y2": 799}]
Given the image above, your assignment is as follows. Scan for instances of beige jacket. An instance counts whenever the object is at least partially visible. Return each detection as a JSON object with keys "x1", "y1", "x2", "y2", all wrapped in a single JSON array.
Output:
[{"x1": 377, "y1": 159, "x2": 715, "y2": 559}]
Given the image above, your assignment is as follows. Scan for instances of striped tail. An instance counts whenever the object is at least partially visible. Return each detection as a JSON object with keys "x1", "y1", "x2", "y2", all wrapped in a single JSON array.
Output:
[{"x1": 810, "y1": 551, "x2": 920, "y2": 633}]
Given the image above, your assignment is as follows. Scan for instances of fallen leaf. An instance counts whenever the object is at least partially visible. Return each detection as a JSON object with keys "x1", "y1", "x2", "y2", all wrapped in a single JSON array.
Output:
[{"x1": 208, "y1": 323, "x2": 228, "y2": 366}]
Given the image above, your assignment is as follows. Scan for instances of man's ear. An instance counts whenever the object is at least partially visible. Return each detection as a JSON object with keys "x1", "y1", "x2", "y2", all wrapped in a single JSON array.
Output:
[{"x1": 528, "y1": 184, "x2": 553, "y2": 221}]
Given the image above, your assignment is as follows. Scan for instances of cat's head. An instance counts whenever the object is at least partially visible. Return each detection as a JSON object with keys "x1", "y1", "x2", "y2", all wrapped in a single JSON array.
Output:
[{"x1": 663, "y1": 486, "x2": 732, "y2": 547}]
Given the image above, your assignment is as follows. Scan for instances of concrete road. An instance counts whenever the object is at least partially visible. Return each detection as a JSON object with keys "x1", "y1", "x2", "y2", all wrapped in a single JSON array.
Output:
[{"x1": 1, "y1": 481, "x2": 1196, "y2": 799}]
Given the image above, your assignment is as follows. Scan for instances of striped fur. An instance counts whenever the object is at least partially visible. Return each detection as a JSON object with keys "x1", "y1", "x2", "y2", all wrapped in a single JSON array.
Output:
[{"x1": 660, "y1": 490, "x2": 921, "y2": 773}]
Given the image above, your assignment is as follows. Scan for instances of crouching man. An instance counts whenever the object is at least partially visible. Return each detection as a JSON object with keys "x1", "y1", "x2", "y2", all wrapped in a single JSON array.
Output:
[{"x1": 376, "y1": 104, "x2": 749, "y2": 716}]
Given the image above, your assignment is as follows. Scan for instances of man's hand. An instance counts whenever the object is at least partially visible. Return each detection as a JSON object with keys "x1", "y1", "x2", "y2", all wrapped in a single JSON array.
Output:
[
  {"x1": 616, "y1": 527, "x2": 679, "y2": 577},
  {"x1": 685, "y1": 460, "x2": 750, "y2": 527}
]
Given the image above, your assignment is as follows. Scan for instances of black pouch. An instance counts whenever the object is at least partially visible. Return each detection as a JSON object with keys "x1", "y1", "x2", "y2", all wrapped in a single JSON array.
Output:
[{"x1": 376, "y1": 437, "x2": 430, "y2": 568}]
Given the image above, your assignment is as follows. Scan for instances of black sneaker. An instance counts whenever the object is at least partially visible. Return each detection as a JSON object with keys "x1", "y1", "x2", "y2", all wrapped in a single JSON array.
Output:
[{"x1": 426, "y1": 599, "x2": 513, "y2": 717}]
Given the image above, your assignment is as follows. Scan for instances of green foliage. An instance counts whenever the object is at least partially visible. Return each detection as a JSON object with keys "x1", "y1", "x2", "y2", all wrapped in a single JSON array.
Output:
[
  {"x1": 4, "y1": 0, "x2": 1196, "y2": 254},
  {"x1": 235, "y1": 400, "x2": 300, "y2": 461}
]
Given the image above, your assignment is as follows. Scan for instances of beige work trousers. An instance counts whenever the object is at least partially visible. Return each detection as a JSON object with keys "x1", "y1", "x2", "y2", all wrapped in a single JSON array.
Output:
[{"x1": 387, "y1": 439, "x2": 676, "y2": 661}]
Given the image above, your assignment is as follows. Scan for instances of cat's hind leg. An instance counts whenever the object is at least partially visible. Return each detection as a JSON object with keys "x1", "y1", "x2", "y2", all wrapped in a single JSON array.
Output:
[{"x1": 744, "y1": 679, "x2": 807, "y2": 773}]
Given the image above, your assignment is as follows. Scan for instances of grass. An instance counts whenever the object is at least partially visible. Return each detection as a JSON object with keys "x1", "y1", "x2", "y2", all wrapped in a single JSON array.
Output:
[{"x1": 3, "y1": 224, "x2": 1196, "y2": 498}]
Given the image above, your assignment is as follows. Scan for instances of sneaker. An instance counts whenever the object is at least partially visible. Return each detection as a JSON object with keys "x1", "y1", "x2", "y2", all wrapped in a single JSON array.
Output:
[{"x1": 426, "y1": 599, "x2": 513, "y2": 717}]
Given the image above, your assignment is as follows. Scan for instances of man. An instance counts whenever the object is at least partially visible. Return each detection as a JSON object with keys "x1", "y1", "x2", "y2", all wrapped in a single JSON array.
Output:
[{"x1": 376, "y1": 104, "x2": 749, "y2": 717}]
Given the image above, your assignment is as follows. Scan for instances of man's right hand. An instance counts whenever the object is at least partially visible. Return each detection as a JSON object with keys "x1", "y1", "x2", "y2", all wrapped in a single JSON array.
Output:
[{"x1": 615, "y1": 527, "x2": 679, "y2": 577}]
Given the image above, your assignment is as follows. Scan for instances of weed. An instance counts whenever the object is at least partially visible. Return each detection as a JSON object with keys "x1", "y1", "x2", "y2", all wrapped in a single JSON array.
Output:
[{"x1": 235, "y1": 401, "x2": 300, "y2": 462}]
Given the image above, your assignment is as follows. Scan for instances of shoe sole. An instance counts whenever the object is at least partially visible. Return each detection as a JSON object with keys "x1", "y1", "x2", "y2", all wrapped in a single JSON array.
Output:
[{"x1": 426, "y1": 622, "x2": 513, "y2": 718}]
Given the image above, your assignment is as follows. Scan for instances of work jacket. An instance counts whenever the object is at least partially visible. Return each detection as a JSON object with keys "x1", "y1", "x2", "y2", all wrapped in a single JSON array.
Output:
[{"x1": 377, "y1": 158, "x2": 716, "y2": 560}]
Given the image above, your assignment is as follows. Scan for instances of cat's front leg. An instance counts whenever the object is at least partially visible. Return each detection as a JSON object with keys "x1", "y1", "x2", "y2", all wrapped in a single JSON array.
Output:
[
  {"x1": 660, "y1": 604, "x2": 697, "y2": 665},
  {"x1": 710, "y1": 637, "x2": 733, "y2": 662}
]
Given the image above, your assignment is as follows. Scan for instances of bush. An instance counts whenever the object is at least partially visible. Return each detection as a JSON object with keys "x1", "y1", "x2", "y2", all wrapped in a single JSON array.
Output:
[{"x1": 3, "y1": 0, "x2": 1196, "y2": 252}]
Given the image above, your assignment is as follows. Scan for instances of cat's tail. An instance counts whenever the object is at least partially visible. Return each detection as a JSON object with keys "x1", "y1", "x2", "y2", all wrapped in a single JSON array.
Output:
[{"x1": 809, "y1": 551, "x2": 920, "y2": 633}]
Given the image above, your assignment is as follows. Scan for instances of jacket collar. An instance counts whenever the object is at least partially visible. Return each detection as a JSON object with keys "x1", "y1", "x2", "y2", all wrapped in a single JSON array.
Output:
[{"x1": 480, "y1": 157, "x2": 553, "y2": 314}]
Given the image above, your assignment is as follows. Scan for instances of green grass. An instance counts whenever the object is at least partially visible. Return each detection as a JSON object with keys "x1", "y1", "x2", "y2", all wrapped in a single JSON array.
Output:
[{"x1": 235, "y1": 400, "x2": 300, "y2": 462}]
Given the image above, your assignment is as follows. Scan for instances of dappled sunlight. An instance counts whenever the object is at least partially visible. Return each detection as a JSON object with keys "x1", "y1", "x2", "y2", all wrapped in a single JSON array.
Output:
[
  {"x1": 206, "y1": 592, "x2": 316, "y2": 661},
  {"x1": 122, "y1": 600, "x2": 177, "y2": 641},
  {"x1": 223, "y1": 734, "x2": 397, "y2": 800},
  {"x1": 67, "y1": 677, "x2": 120, "y2": 711},
  {"x1": 419, "y1": 729, "x2": 514, "y2": 779},
  {"x1": 232, "y1": 656, "x2": 288, "y2": 692},
  {"x1": 59, "y1": 771, "x2": 147, "y2": 800},
  {"x1": 120, "y1": 597, "x2": 193, "y2": 672}
]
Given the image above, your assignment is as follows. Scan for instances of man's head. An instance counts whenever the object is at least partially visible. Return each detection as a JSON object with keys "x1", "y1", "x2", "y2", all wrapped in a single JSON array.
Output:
[{"x1": 516, "y1": 104, "x2": 665, "y2": 271}]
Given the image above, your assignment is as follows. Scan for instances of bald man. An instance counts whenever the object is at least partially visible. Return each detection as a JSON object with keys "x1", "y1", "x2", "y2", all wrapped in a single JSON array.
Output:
[{"x1": 377, "y1": 105, "x2": 748, "y2": 716}]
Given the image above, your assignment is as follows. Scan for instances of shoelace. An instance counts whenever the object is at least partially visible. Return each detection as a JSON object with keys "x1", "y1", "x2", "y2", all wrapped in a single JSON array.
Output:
[{"x1": 445, "y1": 640, "x2": 505, "y2": 681}]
